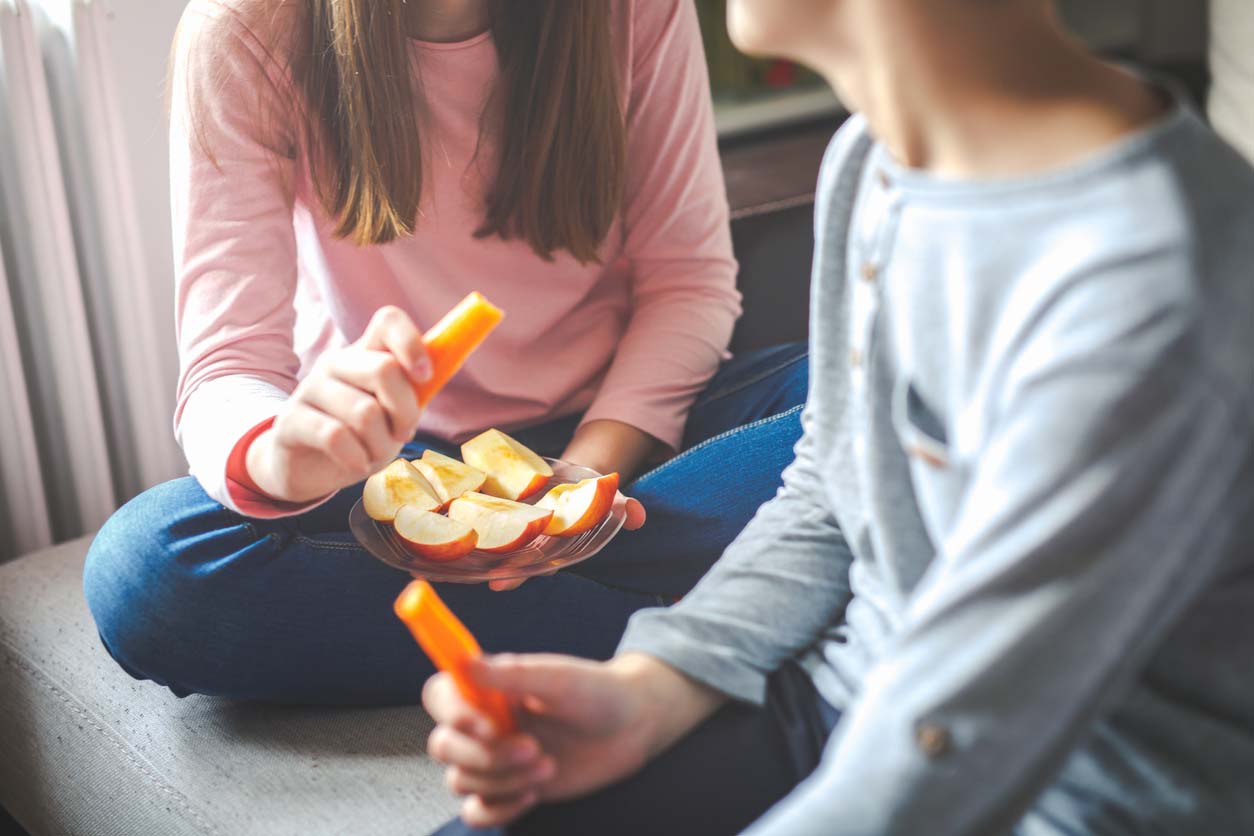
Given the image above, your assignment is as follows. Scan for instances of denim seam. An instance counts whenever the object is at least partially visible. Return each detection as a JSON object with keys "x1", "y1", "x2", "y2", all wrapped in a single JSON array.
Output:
[
  {"x1": 292, "y1": 534, "x2": 368, "y2": 553},
  {"x1": 694, "y1": 351, "x2": 808, "y2": 408},
  {"x1": 641, "y1": 404, "x2": 805, "y2": 483},
  {"x1": 1, "y1": 644, "x2": 220, "y2": 836},
  {"x1": 216, "y1": 504, "x2": 267, "y2": 545},
  {"x1": 238, "y1": 515, "x2": 261, "y2": 544}
]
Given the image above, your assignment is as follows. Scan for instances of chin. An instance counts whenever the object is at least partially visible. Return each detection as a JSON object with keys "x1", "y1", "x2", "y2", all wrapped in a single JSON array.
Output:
[
  {"x1": 728, "y1": 0, "x2": 824, "y2": 61},
  {"x1": 726, "y1": 0, "x2": 776, "y2": 57}
]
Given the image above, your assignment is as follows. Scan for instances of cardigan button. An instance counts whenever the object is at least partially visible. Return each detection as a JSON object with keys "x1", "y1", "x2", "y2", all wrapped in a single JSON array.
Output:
[{"x1": 916, "y1": 723, "x2": 952, "y2": 758}]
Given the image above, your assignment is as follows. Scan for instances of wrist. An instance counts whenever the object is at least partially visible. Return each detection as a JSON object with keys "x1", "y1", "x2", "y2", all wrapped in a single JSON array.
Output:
[
  {"x1": 244, "y1": 428, "x2": 281, "y2": 500},
  {"x1": 561, "y1": 420, "x2": 658, "y2": 480},
  {"x1": 609, "y1": 652, "x2": 724, "y2": 759},
  {"x1": 559, "y1": 437, "x2": 616, "y2": 476}
]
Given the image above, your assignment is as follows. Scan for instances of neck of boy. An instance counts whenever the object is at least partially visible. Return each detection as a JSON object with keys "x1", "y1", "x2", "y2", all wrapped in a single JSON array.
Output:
[
  {"x1": 404, "y1": 0, "x2": 491, "y2": 43},
  {"x1": 816, "y1": 0, "x2": 1168, "y2": 180}
]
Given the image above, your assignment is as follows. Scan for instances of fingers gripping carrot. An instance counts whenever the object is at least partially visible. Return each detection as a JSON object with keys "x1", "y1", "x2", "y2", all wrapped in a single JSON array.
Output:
[
  {"x1": 395, "y1": 580, "x2": 516, "y2": 734},
  {"x1": 417, "y1": 292, "x2": 504, "y2": 407}
]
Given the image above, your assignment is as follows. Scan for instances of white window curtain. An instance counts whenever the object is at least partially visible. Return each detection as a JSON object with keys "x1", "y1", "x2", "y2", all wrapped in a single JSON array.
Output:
[
  {"x1": 0, "y1": 239, "x2": 51, "y2": 558},
  {"x1": 0, "y1": 0, "x2": 183, "y2": 562}
]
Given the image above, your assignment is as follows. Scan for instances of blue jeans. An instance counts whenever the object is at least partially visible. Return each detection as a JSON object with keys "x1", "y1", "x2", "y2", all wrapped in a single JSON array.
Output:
[{"x1": 84, "y1": 345, "x2": 808, "y2": 705}]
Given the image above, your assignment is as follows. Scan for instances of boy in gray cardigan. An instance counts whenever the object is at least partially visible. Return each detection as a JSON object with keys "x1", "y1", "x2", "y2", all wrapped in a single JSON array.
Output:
[{"x1": 430, "y1": 1, "x2": 1254, "y2": 833}]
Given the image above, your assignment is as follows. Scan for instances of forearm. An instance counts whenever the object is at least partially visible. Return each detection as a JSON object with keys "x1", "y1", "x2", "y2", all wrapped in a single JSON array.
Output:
[
  {"x1": 617, "y1": 418, "x2": 855, "y2": 705},
  {"x1": 560, "y1": 419, "x2": 660, "y2": 482},
  {"x1": 610, "y1": 652, "x2": 726, "y2": 762}
]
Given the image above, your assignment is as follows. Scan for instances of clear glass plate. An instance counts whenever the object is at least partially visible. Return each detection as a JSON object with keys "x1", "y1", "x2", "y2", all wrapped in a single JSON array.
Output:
[{"x1": 349, "y1": 458, "x2": 626, "y2": 583}]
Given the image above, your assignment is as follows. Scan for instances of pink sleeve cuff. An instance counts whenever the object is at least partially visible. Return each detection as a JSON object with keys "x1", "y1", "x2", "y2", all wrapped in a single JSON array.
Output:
[
  {"x1": 222, "y1": 415, "x2": 337, "y2": 520},
  {"x1": 176, "y1": 375, "x2": 334, "y2": 519},
  {"x1": 224, "y1": 416, "x2": 298, "y2": 512}
]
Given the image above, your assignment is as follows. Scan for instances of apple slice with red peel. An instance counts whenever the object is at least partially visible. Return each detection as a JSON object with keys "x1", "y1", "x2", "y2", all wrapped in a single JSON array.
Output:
[
  {"x1": 447, "y1": 492, "x2": 554, "y2": 553},
  {"x1": 413, "y1": 451, "x2": 487, "y2": 509},
  {"x1": 394, "y1": 506, "x2": 479, "y2": 562},
  {"x1": 460, "y1": 429, "x2": 553, "y2": 501},
  {"x1": 536, "y1": 473, "x2": 620, "y2": 537},
  {"x1": 364, "y1": 459, "x2": 441, "y2": 523}
]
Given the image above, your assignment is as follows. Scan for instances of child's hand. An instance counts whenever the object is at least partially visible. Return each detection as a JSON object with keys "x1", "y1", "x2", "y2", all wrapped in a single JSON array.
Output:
[
  {"x1": 423, "y1": 652, "x2": 721, "y2": 828},
  {"x1": 622, "y1": 496, "x2": 647, "y2": 530},
  {"x1": 246, "y1": 307, "x2": 430, "y2": 503}
]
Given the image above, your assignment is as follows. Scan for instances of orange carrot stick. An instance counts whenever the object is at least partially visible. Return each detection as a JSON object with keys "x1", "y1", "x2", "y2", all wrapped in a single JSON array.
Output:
[
  {"x1": 417, "y1": 292, "x2": 504, "y2": 407},
  {"x1": 394, "y1": 580, "x2": 516, "y2": 734}
]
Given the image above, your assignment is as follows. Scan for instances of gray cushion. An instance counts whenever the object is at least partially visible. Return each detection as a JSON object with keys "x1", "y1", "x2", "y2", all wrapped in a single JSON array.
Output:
[{"x1": 0, "y1": 538, "x2": 458, "y2": 835}]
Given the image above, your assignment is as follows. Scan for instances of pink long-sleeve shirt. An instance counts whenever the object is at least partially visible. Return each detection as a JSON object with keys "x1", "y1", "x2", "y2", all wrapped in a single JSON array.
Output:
[{"x1": 170, "y1": 0, "x2": 741, "y2": 518}]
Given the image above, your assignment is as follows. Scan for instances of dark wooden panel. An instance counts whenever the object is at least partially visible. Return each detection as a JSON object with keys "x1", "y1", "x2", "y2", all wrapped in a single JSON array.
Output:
[
  {"x1": 721, "y1": 121, "x2": 841, "y2": 218},
  {"x1": 730, "y1": 204, "x2": 815, "y2": 352},
  {"x1": 1, "y1": 805, "x2": 31, "y2": 836},
  {"x1": 721, "y1": 121, "x2": 838, "y2": 351}
]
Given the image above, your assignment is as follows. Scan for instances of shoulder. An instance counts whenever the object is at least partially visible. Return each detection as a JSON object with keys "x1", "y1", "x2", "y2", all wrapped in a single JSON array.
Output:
[
  {"x1": 170, "y1": 0, "x2": 302, "y2": 146},
  {"x1": 615, "y1": 0, "x2": 700, "y2": 69},
  {"x1": 1151, "y1": 111, "x2": 1254, "y2": 403},
  {"x1": 1152, "y1": 109, "x2": 1254, "y2": 268},
  {"x1": 1058, "y1": 112, "x2": 1252, "y2": 327},
  {"x1": 995, "y1": 113, "x2": 1254, "y2": 405},
  {"x1": 819, "y1": 114, "x2": 873, "y2": 189},
  {"x1": 175, "y1": 0, "x2": 300, "y2": 68},
  {"x1": 813, "y1": 114, "x2": 873, "y2": 229}
]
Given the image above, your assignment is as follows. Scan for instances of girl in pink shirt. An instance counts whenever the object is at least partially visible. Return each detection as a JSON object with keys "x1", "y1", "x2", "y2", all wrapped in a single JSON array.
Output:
[{"x1": 83, "y1": 0, "x2": 808, "y2": 703}]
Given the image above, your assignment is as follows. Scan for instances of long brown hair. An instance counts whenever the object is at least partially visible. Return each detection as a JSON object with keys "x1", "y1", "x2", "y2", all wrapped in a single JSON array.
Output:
[{"x1": 294, "y1": 0, "x2": 625, "y2": 261}]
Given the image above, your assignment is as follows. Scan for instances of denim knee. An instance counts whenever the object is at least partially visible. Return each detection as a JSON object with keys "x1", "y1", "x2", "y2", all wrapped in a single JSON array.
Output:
[
  {"x1": 83, "y1": 477, "x2": 242, "y2": 695},
  {"x1": 699, "y1": 343, "x2": 809, "y2": 415}
]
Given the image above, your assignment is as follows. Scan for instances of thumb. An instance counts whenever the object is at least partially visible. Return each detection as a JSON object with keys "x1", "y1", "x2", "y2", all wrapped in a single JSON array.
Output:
[
  {"x1": 359, "y1": 306, "x2": 432, "y2": 384},
  {"x1": 623, "y1": 497, "x2": 646, "y2": 530}
]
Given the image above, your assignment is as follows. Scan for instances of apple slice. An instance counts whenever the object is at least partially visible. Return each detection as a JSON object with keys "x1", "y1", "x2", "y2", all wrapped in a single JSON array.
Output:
[
  {"x1": 536, "y1": 473, "x2": 620, "y2": 537},
  {"x1": 447, "y1": 492, "x2": 554, "y2": 553},
  {"x1": 413, "y1": 450, "x2": 487, "y2": 509},
  {"x1": 460, "y1": 429, "x2": 553, "y2": 501},
  {"x1": 394, "y1": 506, "x2": 479, "y2": 562},
  {"x1": 363, "y1": 459, "x2": 441, "y2": 523}
]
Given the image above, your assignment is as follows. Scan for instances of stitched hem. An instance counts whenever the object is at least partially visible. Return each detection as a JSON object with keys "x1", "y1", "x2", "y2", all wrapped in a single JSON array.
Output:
[
  {"x1": 694, "y1": 349, "x2": 808, "y2": 408},
  {"x1": 638, "y1": 404, "x2": 805, "y2": 483},
  {"x1": 0, "y1": 643, "x2": 220, "y2": 836},
  {"x1": 292, "y1": 534, "x2": 371, "y2": 553}
]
